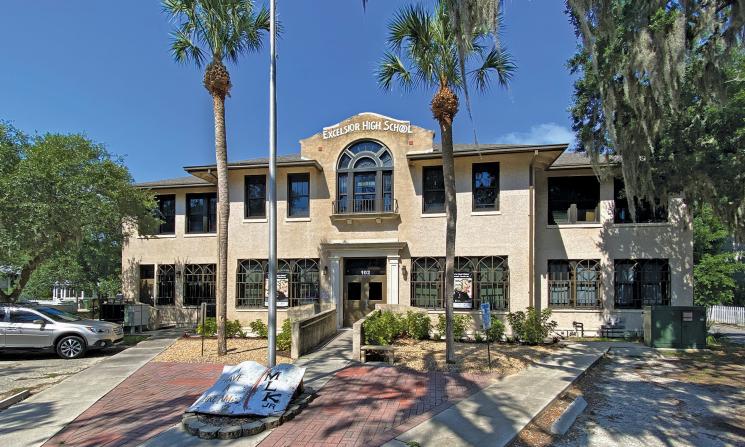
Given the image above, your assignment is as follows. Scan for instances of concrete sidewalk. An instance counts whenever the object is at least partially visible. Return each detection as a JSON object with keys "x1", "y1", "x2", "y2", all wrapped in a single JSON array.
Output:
[
  {"x1": 384, "y1": 342, "x2": 609, "y2": 447},
  {"x1": 137, "y1": 329, "x2": 353, "y2": 447},
  {"x1": 0, "y1": 329, "x2": 181, "y2": 447}
]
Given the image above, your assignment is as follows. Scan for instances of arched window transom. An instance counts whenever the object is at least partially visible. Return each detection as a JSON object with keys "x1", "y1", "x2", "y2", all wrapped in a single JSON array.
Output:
[{"x1": 335, "y1": 140, "x2": 394, "y2": 214}]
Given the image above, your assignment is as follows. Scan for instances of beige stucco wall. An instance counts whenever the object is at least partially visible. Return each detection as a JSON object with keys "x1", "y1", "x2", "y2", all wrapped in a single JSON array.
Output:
[{"x1": 122, "y1": 112, "x2": 694, "y2": 333}]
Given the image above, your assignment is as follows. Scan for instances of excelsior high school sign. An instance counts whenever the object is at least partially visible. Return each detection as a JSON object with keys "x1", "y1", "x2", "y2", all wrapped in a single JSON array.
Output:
[{"x1": 322, "y1": 118, "x2": 413, "y2": 140}]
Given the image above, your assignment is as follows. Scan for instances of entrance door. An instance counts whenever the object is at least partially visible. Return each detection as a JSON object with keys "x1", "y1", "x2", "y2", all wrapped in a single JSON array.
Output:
[{"x1": 343, "y1": 258, "x2": 387, "y2": 327}]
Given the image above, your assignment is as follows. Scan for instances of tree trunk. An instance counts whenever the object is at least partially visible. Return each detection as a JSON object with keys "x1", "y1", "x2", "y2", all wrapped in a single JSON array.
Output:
[
  {"x1": 440, "y1": 120, "x2": 457, "y2": 364},
  {"x1": 213, "y1": 93, "x2": 230, "y2": 357}
]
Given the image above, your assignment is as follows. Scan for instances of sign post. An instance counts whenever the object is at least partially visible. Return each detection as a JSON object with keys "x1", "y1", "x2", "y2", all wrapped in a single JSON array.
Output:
[
  {"x1": 480, "y1": 303, "x2": 492, "y2": 369},
  {"x1": 200, "y1": 302, "x2": 207, "y2": 357}
]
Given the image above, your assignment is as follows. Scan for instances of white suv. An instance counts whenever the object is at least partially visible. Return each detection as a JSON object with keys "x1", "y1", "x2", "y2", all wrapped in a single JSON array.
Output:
[{"x1": 0, "y1": 305, "x2": 124, "y2": 359}]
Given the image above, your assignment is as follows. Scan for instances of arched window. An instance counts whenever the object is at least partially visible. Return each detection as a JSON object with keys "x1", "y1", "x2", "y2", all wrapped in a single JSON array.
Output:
[
  {"x1": 183, "y1": 264, "x2": 216, "y2": 307},
  {"x1": 411, "y1": 257, "x2": 442, "y2": 309},
  {"x1": 336, "y1": 140, "x2": 394, "y2": 214},
  {"x1": 292, "y1": 259, "x2": 320, "y2": 306},
  {"x1": 237, "y1": 260, "x2": 264, "y2": 309},
  {"x1": 477, "y1": 257, "x2": 509, "y2": 310}
]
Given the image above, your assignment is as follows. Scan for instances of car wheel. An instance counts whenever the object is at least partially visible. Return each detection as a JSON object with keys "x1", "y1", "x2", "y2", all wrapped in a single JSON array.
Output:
[{"x1": 56, "y1": 335, "x2": 86, "y2": 359}]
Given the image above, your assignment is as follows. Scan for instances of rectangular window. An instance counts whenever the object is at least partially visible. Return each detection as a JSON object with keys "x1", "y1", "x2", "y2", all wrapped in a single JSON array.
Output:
[
  {"x1": 156, "y1": 265, "x2": 175, "y2": 306},
  {"x1": 244, "y1": 175, "x2": 266, "y2": 218},
  {"x1": 183, "y1": 264, "x2": 216, "y2": 307},
  {"x1": 186, "y1": 193, "x2": 217, "y2": 233},
  {"x1": 422, "y1": 166, "x2": 445, "y2": 214},
  {"x1": 472, "y1": 162, "x2": 500, "y2": 210},
  {"x1": 337, "y1": 173, "x2": 348, "y2": 213},
  {"x1": 547, "y1": 260, "x2": 602, "y2": 308},
  {"x1": 548, "y1": 176, "x2": 600, "y2": 225},
  {"x1": 287, "y1": 173, "x2": 310, "y2": 218},
  {"x1": 613, "y1": 178, "x2": 667, "y2": 224},
  {"x1": 614, "y1": 259, "x2": 670, "y2": 308},
  {"x1": 155, "y1": 195, "x2": 176, "y2": 234},
  {"x1": 139, "y1": 264, "x2": 154, "y2": 305}
]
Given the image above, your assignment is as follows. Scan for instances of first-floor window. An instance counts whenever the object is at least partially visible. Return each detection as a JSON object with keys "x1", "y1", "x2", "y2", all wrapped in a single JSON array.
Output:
[
  {"x1": 157, "y1": 265, "x2": 175, "y2": 306},
  {"x1": 614, "y1": 259, "x2": 670, "y2": 308},
  {"x1": 236, "y1": 259, "x2": 320, "y2": 309},
  {"x1": 139, "y1": 264, "x2": 154, "y2": 305},
  {"x1": 411, "y1": 257, "x2": 442, "y2": 309},
  {"x1": 183, "y1": 264, "x2": 216, "y2": 307},
  {"x1": 410, "y1": 256, "x2": 510, "y2": 311},
  {"x1": 548, "y1": 260, "x2": 601, "y2": 308}
]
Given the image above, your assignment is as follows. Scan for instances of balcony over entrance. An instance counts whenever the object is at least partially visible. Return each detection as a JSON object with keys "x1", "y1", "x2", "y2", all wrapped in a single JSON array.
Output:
[{"x1": 331, "y1": 198, "x2": 399, "y2": 223}]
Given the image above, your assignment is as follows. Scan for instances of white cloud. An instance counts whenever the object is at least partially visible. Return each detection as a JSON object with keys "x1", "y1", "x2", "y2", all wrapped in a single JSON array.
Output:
[{"x1": 496, "y1": 123, "x2": 575, "y2": 146}]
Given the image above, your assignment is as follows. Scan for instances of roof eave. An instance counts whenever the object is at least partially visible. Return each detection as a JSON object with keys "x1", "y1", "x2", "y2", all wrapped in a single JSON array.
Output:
[
  {"x1": 406, "y1": 144, "x2": 569, "y2": 161},
  {"x1": 183, "y1": 159, "x2": 323, "y2": 172}
]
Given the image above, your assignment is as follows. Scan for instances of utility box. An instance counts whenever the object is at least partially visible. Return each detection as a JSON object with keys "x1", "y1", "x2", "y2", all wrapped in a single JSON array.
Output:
[{"x1": 643, "y1": 306, "x2": 707, "y2": 349}]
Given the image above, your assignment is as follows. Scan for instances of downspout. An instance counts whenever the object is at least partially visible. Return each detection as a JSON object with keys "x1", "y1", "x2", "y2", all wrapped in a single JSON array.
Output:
[{"x1": 529, "y1": 150, "x2": 538, "y2": 310}]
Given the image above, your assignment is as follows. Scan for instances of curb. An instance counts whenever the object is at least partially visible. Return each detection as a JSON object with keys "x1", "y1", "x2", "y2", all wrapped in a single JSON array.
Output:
[
  {"x1": 550, "y1": 396, "x2": 587, "y2": 435},
  {"x1": 506, "y1": 345, "x2": 609, "y2": 445},
  {"x1": 0, "y1": 390, "x2": 30, "y2": 411}
]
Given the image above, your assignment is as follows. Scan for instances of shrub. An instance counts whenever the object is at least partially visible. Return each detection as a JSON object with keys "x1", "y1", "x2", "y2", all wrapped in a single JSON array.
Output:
[
  {"x1": 196, "y1": 318, "x2": 245, "y2": 338},
  {"x1": 436, "y1": 314, "x2": 471, "y2": 340},
  {"x1": 364, "y1": 310, "x2": 404, "y2": 345},
  {"x1": 474, "y1": 332, "x2": 484, "y2": 343},
  {"x1": 507, "y1": 307, "x2": 557, "y2": 344},
  {"x1": 485, "y1": 316, "x2": 506, "y2": 342},
  {"x1": 404, "y1": 311, "x2": 431, "y2": 340},
  {"x1": 249, "y1": 319, "x2": 268, "y2": 338},
  {"x1": 277, "y1": 318, "x2": 292, "y2": 351},
  {"x1": 197, "y1": 317, "x2": 217, "y2": 336}
]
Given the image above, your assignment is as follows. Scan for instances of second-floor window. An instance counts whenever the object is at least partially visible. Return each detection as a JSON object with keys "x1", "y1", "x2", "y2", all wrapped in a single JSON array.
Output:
[
  {"x1": 614, "y1": 178, "x2": 667, "y2": 224},
  {"x1": 186, "y1": 193, "x2": 217, "y2": 233},
  {"x1": 288, "y1": 173, "x2": 310, "y2": 217},
  {"x1": 335, "y1": 140, "x2": 394, "y2": 214},
  {"x1": 245, "y1": 175, "x2": 266, "y2": 218},
  {"x1": 155, "y1": 195, "x2": 175, "y2": 234},
  {"x1": 548, "y1": 176, "x2": 600, "y2": 225},
  {"x1": 422, "y1": 166, "x2": 445, "y2": 214},
  {"x1": 472, "y1": 162, "x2": 500, "y2": 211}
]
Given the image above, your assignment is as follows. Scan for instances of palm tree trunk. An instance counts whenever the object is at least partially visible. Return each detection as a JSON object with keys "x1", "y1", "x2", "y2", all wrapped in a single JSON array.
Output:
[
  {"x1": 213, "y1": 93, "x2": 230, "y2": 357},
  {"x1": 440, "y1": 120, "x2": 457, "y2": 364}
]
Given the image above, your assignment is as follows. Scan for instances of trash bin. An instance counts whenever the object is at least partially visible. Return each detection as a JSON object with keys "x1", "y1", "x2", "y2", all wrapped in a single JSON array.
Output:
[{"x1": 643, "y1": 306, "x2": 707, "y2": 349}]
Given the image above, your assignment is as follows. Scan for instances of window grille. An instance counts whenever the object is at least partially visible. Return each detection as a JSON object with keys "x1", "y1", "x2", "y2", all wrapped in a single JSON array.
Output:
[
  {"x1": 548, "y1": 260, "x2": 602, "y2": 308},
  {"x1": 237, "y1": 260, "x2": 265, "y2": 309},
  {"x1": 183, "y1": 264, "x2": 216, "y2": 307},
  {"x1": 614, "y1": 259, "x2": 670, "y2": 308},
  {"x1": 236, "y1": 259, "x2": 320, "y2": 308},
  {"x1": 156, "y1": 264, "x2": 175, "y2": 306}
]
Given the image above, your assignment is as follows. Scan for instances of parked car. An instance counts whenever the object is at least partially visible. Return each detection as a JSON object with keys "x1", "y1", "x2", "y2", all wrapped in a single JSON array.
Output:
[{"x1": 0, "y1": 304, "x2": 123, "y2": 359}]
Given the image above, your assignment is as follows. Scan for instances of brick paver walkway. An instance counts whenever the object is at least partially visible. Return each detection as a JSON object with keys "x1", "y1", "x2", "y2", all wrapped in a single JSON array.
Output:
[
  {"x1": 43, "y1": 362, "x2": 497, "y2": 447},
  {"x1": 260, "y1": 365, "x2": 496, "y2": 447},
  {"x1": 43, "y1": 362, "x2": 224, "y2": 447}
]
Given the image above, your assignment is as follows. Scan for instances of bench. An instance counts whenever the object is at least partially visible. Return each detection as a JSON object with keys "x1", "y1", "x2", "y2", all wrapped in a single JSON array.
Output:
[{"x1": 361, "y1": 345, "x2": 395, "y2": 364}]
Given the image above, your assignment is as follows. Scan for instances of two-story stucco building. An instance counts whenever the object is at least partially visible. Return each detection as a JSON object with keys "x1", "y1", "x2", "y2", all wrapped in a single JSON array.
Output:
[{"x1": 122, "y1": 112, "x2": 693, "y2": 335}]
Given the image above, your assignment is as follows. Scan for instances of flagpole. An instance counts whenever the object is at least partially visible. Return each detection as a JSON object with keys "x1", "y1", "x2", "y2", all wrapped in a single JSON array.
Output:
[{"x1": 267, "y1": 0, "x2": 277, "y2": 368}]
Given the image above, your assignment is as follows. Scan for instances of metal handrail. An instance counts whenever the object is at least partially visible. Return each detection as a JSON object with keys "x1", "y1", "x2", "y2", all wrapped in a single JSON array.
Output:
[{"x1": 333, "y1": 198, "x2": 398, "y2": 214}]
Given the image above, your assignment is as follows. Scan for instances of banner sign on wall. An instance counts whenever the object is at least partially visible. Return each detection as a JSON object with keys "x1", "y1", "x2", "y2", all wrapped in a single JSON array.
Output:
[
  {"x1": 453, "y1": 272, "x2": 473, "y2": 309},
  {"x1": 189, "y1": 362, "x2": 305, "y2": 416},
  {"x1": 265, "y1": 272, "x2": 290, "y2": 308}
]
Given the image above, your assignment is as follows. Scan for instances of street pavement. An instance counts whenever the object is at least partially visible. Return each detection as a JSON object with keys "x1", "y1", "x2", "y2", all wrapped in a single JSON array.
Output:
[{"x1": 712, "y1": 323, "x2": 745, "y2": 345}]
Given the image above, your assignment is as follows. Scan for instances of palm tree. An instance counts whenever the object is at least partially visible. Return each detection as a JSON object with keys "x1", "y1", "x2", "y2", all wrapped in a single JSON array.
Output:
[
  {"x1": 377, "y1": 2, "x2": 514, "y2": 363},
  {"x1": 164, "y1": 0, "x2": 269, "y2": 356}
]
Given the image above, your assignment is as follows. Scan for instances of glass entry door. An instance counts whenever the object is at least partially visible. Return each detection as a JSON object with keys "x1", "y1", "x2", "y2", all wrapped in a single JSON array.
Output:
[{"x1": 343, "y1": 275, "x2": 386, "y2": 327}]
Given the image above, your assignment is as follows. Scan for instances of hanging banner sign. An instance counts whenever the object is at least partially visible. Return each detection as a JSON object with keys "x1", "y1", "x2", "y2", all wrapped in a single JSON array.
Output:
[
  {"x1": 265, "y1": 272, "x2": 289, "y2": 308},
  {"x1": 453, "y1": 272, "x2": 473, "y2": 309},
  {"x1": 322, "y1": 119, "x2": 412, "y2": 140},
  {"x1": 189, "y1": 362, "x2": 305, "y2": 417}
]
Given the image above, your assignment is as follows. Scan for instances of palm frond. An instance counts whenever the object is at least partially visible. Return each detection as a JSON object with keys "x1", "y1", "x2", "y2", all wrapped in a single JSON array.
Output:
[
  {"x1": 170, "y1": 29, "x2": 205, "y2": 66},
  {"x1": 470, "y1": 46, "x2": 515, "y2": 92},
  {"x1": 387, "y1": 4, "x2": 432, "y2": 54},
  {"x1": 376, "y1": 52, "x2": 415, "y2": 91}
]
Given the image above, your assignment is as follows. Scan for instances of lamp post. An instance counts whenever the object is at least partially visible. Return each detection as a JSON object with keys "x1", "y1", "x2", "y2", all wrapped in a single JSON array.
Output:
[{"x1": 267, "y1": 0, "x2": 278, "y2": 368}]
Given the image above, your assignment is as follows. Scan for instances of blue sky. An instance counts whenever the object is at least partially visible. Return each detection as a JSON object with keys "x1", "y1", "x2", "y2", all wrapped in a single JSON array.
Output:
[{"x1": 0, "y1": 1, "x2": 577, "y2": 182}]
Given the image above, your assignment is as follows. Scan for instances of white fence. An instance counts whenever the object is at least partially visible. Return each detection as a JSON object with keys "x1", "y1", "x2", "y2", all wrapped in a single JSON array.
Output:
[{"x1": 708, "y1": 305, "x2": 745, "y2": 326}]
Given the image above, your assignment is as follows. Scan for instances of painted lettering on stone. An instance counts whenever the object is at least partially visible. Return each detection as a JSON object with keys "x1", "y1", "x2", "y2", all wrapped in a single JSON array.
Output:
[{"x1": 322, "y1": 119, "x2": 412, "y2": 139}]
